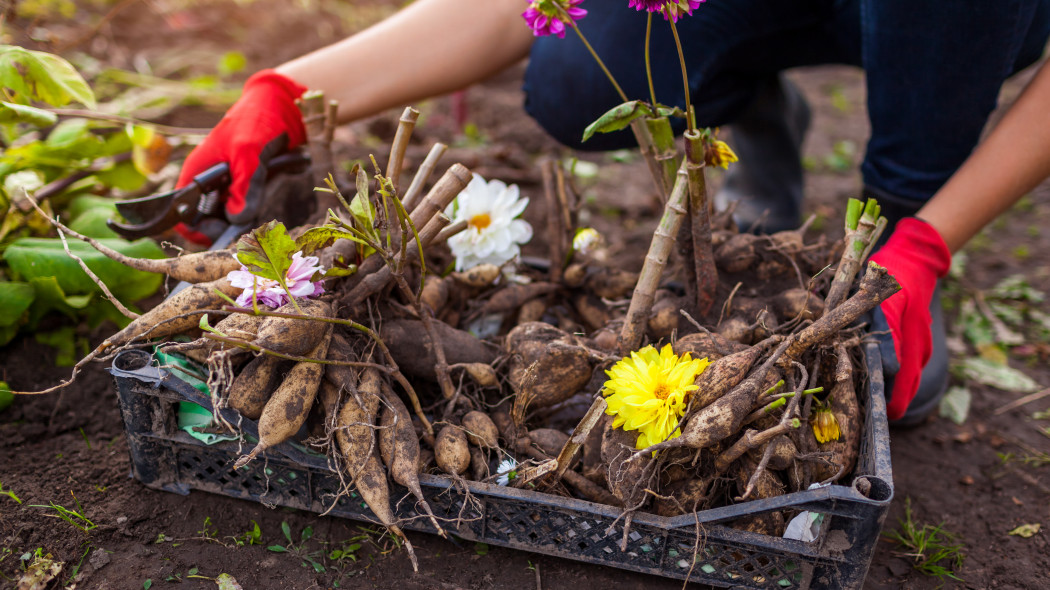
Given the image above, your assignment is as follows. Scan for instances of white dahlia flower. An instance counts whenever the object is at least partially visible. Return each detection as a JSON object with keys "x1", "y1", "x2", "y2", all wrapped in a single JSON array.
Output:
[{"x1": 445, "y1": 174, "x2": 533, "y2": 271}]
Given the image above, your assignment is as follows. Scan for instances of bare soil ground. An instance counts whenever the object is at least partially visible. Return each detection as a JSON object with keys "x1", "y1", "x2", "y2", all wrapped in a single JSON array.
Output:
[{"x1": 2, "y1": 2, "x2": 1049, "y2": 589}]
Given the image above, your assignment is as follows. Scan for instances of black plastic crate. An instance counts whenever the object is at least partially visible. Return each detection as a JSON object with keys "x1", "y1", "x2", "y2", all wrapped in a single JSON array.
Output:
[{"x1": 110, "y1": 342, "x2": 893, "y2": 589}]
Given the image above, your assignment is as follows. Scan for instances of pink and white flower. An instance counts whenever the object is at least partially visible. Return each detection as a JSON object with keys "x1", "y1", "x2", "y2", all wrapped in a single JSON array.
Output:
[{"x1": 227, "y1": 251, "x2": 325, "y2": 309}]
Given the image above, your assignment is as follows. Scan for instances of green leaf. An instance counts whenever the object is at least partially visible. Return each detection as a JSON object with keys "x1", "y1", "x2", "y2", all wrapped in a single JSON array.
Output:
[
  {"x1": 46, "y1": 118, "x2": 92, "y2": 149},
  {"x1": 951, "y1": 357, "x2": 1041, "y2": 393},
  {"x1": 582, "y1": 100, "x2": 653, "y2": 143},
  {"x1": 0, "y1": 45, "x2": 96, "y2": 108},
  {"x1": 0, "y1": 279, "x2": 33, "y2": 344},
  {"x1": 280, "y1": 521, "x2": 292, "y2": 544},
  {"x1": 0, "y1": 100, "x2": 57, "y2": 126},
  {"x1": 295, "y1": 226, "x2": 368, "y2": 255},
  {"x1": 0, "y1": 281, "x2": 35, "y2": 329},
  {"x1": 217, "y1": 51, "x2": 247, "y2": 77},
  {"x1": 267, "y1": 545, "x2": 287, "y2": 553},
  {"x1": 323, "y1": 265, "x2": 357, "y2": 278},
  {"x1": 4, "y1": 237, "x2": 164, "y2": 303},
  {"x1": 143, "y1": 580, "x2": 152, "y2": 590},
  {"x1": 236, "y1": 221, "x2": 297, "y2": 283},
  {"x1": 24, "y1": 276, "x2": 93, "y2": 326},
  {"x1": 938, "y1": 386, "x2": 971, "y2": 425},
  {"x1": 474, "y1": 542, "x2": 489, "y2": 556},
  {"x1": 94, "y1": 160, "x2": 147, "y2": 192},
  {"x1": 68, "y1": 206, "x2": 121, "y2": 239},
  {"x1": 1007, "y1": 523, "x2": 1040, "y2": 538},
  {"x1": 301, "y1": 525, "x2": 313, "y2": 543},
  {"x1": 349, "y1": 166, "x2": 377, "y2": 238},
  {"x1": 0, "y1": 381, "x2": 12, "y2": 413},
  {"x1": 216, "y1": 573, "x2": 244, "y2": 590},
  {"x1": 34, "y1": 326, "x2": 79, "y2": 366}
]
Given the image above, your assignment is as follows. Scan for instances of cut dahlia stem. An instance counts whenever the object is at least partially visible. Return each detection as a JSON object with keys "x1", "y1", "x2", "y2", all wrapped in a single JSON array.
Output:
[
  {"x1": 541, "y1": 159, "x2": 567, "y2": 284},
  {"x1": 620, "y1": 161, "x2": 690, "y2": 353},
  {"x1": 387, "y1": 107, "x2": 420, "y2": 196},
  {"x1": 781, "y1": 261, "x2": 900, "y2": 367},
  {"x1": 825, "y1": 197, "x2": 884, "y2": 310},
  {"x1": 401, "y1": 142, "x2": 447, "y2": 211},
  {"x1": 552, "y1": 396, "x2": 608, "y2": 481},
  {"x1": 685, "y1": 130, "x2": 717, "y2": 317},
  {"x1": 298, "y1": 90, "x2": 340, "y2": 221},
  {"x1": 645, "y1": 116, "x2": 680, "y2": 196},
  {"x1": 342, "y1": 164, "x2": 471, "y2": 307}
]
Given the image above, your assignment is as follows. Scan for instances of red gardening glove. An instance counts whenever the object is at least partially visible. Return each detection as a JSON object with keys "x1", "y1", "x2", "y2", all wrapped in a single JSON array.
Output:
[
  {"x1": 869, "y1": 217, "x2": 951, "y2": 420},
  {"x1": 175, "y1": 69, "x2": 308, "y2": 245}
]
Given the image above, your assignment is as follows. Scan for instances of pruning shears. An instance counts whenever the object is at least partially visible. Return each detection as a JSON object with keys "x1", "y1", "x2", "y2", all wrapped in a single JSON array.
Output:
[{"x1": 107, "y1": 151, "x2": 310, "y2": 240}]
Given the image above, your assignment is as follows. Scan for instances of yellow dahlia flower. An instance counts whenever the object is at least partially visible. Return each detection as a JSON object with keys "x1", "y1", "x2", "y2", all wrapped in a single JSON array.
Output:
[
  {"x1": 705, "y1": 137, "x2": 739, "y2": 170},
  {"x1": 811, "y1": 406, "x2": 840, "y2": 444},
  {"x1": 602, "y1": 344, "x2": 710, "y2": 449}
]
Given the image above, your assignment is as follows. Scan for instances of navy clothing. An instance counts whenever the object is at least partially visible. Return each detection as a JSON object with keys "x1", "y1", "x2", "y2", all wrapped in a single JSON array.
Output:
[{"x1": 523, "y1": 0, "x2": 1050, "y2": 204}]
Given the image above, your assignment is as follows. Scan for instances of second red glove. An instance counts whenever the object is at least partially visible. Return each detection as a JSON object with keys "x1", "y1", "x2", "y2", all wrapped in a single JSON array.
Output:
[{"x1": 869, "y1": 217, "x2": 952, "y2": 420}]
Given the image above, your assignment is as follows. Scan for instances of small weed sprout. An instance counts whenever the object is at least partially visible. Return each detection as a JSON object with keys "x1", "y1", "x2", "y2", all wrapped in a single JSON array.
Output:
[
  {"x1": 0, "y1": 482, "x2": 22, "y2": 504},
  {"x1": 883, "y1": 498, "x2": 965, "y2": 583},
  {"x1": 268, "y1": 521, "x2": 326, "y2": 573},
  {"x1": 230, "y1": 520, "x2": 263, "y2": 546},
  {"x1": 29, "y1": 493, "x2": 96, "y2": 533}
]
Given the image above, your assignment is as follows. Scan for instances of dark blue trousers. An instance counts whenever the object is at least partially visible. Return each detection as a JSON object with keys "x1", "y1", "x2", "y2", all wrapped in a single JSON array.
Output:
[{"x1": 524, "y1": 0, "x2": 1050, "y2": 204}]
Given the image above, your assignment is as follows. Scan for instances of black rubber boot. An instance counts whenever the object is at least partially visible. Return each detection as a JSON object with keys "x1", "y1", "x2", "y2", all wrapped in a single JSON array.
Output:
[
  {"x1": 863, "y1": 186, "x2": 951, "y2": 426},
  {"x1": 714, "y1": 74, "x2": 811, "y2": 233}
]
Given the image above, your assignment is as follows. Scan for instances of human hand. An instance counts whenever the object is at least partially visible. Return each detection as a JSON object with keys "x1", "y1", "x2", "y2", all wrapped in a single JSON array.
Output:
[
  {"x1": 175, "y1": 69, "x2": 308, "y2": 245},
  {"x1": 868, "y1": 218, "x2": 952, "y2": 420}
]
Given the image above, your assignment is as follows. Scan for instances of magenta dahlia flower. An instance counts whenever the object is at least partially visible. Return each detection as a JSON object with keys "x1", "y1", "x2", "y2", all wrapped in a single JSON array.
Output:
[
  {"x1": 662, "y1": 0, "x2": 705, "y2": 21},
  {"x1": 627, "y1": 0, "x2": 669, "y2": 13},
  {"x1": 522, "y1": 0, "x2": 587, "y2": 38}
]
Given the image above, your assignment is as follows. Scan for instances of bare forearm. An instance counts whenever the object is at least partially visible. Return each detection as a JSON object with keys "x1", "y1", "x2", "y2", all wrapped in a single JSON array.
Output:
[
  {"x1": 919, "y1": 61, "x2": 1050, "y2": 253},
  {"x1": 276, "y1": 0, "x2": 534, "y2": 123}
]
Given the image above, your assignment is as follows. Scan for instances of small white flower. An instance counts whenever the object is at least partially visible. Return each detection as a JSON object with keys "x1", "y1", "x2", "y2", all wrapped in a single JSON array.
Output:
[
  {"x1": 446, "y1": 174, "x2": 533, "y2": 271},
  {"x1": 496, "y1": 457, "x2": 518, "y2": 486},
  {"x1": 572, "y1": 227, "x2": 602, "y2": 255}
]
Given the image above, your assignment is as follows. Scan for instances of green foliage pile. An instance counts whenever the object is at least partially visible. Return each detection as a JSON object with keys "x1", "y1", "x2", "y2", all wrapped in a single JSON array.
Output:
[{"x1": 0, "y1": 45, "x2": 166, "y2": 356}]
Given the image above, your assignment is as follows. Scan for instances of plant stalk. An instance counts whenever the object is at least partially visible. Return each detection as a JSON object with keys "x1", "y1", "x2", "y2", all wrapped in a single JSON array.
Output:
[
  {"x1": 620, "y1": 161, "x2": 691, "y2": 353},
  {"x1": 685, "y1": 130, "x2": 717, "y2": 316}
]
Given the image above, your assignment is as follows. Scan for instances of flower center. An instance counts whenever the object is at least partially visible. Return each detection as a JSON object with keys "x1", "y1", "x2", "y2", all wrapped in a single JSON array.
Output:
[
  {"x1": 469, "y1": 213, "x2": 491, "y2": 230},
  {"x1": 653, "y1": 382, "x2": 672, "y2": 400}
]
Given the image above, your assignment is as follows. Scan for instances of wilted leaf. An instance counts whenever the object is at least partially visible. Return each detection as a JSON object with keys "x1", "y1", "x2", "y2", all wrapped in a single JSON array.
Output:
[
  {"x1": 15, "y1": 552, "x2": 63, "y2": 590},
  {"x1": 215, "y1": 573, "x2": 243, "y2": 590},
  {"x1": 990, "y1": 274, "x2": 1044, "y2": 304},
  {"x1": 0, "y1": 45, "x2": 96, "y2": 108},
  {"x1": 582, "y1": 100, "x2": 653, "y2": 142},
  {"x1": 0, "y1": 101, "x2": 57, "y2": 126},
  {"x1": 951, "y1": 357, "x2": 1041, "y2": 393},
  {"x1": 236, "y1": 220, "x2": 297, "y2": 282},
  {"x1": 938, "y1": 386, "x2": 971, "y2": 425},
  {"x1": 126, "y1": 124, "x2": 172, "y2": 176},
  {"x1": 959, "y1": 299, "x2": 996, "y2": 351},
  {"x1": 3, "y1": 170, "x2": 45, "y2": 201},
  {"x1": 1007, "y1": 523, "x2": 1040, "y2": 538}
]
